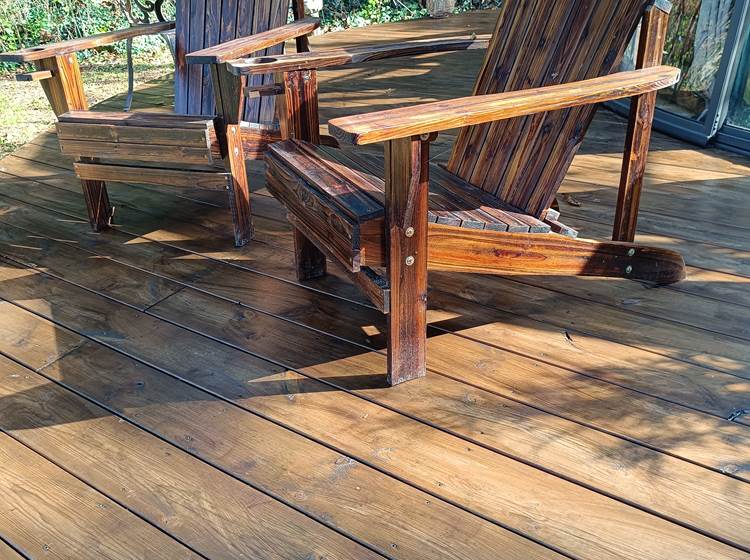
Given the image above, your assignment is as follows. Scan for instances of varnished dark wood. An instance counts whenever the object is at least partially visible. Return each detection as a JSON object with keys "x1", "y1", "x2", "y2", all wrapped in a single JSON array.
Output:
[
  {"x1": 329, "y1": 67, "x2": 680, "y2": 146},
  {"x1": 186, "y1": 18, "x2": 319, "y2": 64},
  {"x1": 282, "y1": 70, "x2": 321, "y2": 144},
  {"x1": 228, "y1": 34, "x2": 492, "y2": 75},
  {"x1": 385, "y1": 136, "x2": 429, "y2": 384},
  {"x1": 613, "y1": 6, "x2": 669, "y2": 242},
  {"x1": 0, "y1": 22, "x2": 174, "y2": 62},
  {"x1": 427, "y1": 224, "x2": 686, "y2": 284},
  {"x1": 226, "y1": 124, "x2": 253, "y2": 245},
  {"x1": 280, "y1": 69, "x2": 329, "y2": 279}
]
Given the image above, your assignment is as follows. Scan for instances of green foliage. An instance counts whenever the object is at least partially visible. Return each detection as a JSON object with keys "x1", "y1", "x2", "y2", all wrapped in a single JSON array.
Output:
[
  {"x1": 0, "y1": 0, "x2": 168, "y2": 73},
  {"x1": 320, "y1": 0, "x2": 427, "y2": 30},
  {"x1": 320, "y1": 0, "x2": 500, "y2": 30}
]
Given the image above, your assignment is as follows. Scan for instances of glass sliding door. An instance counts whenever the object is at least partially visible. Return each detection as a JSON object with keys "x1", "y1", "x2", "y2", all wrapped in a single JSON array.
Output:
[{"x1": 612, "y1": 0, "x2": 750, "y2": 152}]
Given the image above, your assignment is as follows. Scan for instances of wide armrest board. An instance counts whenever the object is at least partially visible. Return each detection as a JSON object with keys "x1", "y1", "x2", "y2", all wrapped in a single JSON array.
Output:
[
  {"x1": 0, "y1": 22, "x2": 175, "y2": 63},
  {"x1": 227, "y1": 34, "x2": 491, "y2": 75},
  {"x1": 329, "y1": 66, "x2": 681, "y2": 145},
  {"x1": 186, "y1": 17, "x2": 320, "y2": 65}
]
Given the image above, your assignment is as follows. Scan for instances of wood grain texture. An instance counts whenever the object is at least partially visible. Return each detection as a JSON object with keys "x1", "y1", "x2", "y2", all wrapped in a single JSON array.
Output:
[
  {"x1": 0, "y1": 411, "x2": 199, "y2": 559},
  {"x1": 612, "y1": 6, "x2": 669, "y2": 242},
  {"x1": 427, "y1": 223, "x2": 686, "y2": 284},
  {"x1": 14, "y1": 70, "x2": 52, "y2": 82},
  {"x1": 2, "y1": 10, "x2": 749, "y2": 560},
  {"x1": 228, "y1": 34, "x2": 492, "y2": 74},
  {"x1": 225, "y1": 124, "x2": 253, "y2": 245},
  {"x1": 329, "y1": 66, "x2": 679, "y2": 146},
  {"x1": 446, "y1": 0, "x2": 655, "y2": 218},
  {"x1": 35, "y1": 55, "x2": 88, "y2": 116},
  {"x1": 186, "y1": 17, "x2": 319, "y2": 64},
  {"x1": 174, "y1": 0, "x2": 288, "y2": 120},
  {"x1": 385, "y1": 137, "x2": 429, "y2": 384},
  {"x1": 73, "y1": 162, "x2": 230, "y2": 189},
  {"x1": 0, "y1": 353, "x2": 383, "y2": 560},
  {"x1": 0, "y1": 22, "x2": 174, "y2": 62},
  {"x1": 0, "y1": 198, "x2": 748, "y2": 552}
]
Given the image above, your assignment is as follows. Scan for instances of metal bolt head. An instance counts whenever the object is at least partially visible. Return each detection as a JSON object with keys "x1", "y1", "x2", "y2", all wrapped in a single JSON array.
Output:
[
  {"x1": 625, "y1": 265, "x2": 633, "y2": 274},
  {"x1": 405, "y1": 256, "x2": 415, "y2": 266},
  {"x1": 627, "y1": 248, "x2": 635, "y2": 257},
  {"x1": 234, "y1": 147, "x2": 240, "y2": 156},
  {"x1": 405, "y1": 227, "x2": 415, "y2": 237}
]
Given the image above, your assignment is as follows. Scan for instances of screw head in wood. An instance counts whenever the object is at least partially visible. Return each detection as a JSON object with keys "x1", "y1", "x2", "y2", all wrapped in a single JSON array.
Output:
[
  {"x1": 405, "y1": 256, "x2": 415, "y2": 266},
  {"x1": 625, "y1": 265, "x2": 633, "y2": 274},
  {"x1": 234, "y1": 147, "x2": 239, "y2": 156},
  {"x1": 627, "y1": 248, "x2": 635, "y2": 257},
  {"x1": 405, "y1": 227, "x2": 415, "y2": 237}
]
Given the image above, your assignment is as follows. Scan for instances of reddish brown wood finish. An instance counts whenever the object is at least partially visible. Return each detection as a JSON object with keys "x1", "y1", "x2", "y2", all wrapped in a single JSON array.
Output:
[
  {"x1": 35, "y1": 55, "x2": 88, "y2": 116},
  {"x1": 280, "y1": 69, "x2": 328, "y2": 279},
  {"x1": 613, "y1": 6, "x2": 669, "y2": 242},
  {"x1": 328, "y1": 67, "x2": 679, "y2": 146},
  {"x1": 427, "y1": 224, "x2": 686, "y2": 285},
  {"x1": 185, "y1": 18, "x2": 319, "y2": 64},
  {"x1": 226, "y1": 124, "x2": 253, "y2": 245},
  {"x1": 385, "y1": 136, "x2": 430, "y2": 385},
  {"x1": 283, "y1": 70, "x2": 321, "y2": 144},
  {"x1": 446, "y1": 0, "x2": 653, "y2": 218},
  {"x1": 228, "y1": 34, "x2": 492, "y2": 75}
]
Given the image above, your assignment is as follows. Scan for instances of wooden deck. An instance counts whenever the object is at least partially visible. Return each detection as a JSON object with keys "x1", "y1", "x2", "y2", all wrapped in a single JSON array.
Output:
[{"x1": 0, "y1": 11, "x2": 749, "y2": 560}]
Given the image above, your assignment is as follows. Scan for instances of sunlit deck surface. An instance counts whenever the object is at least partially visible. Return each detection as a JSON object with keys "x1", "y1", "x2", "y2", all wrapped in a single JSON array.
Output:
[{"x1": 0, "y1": 10, "x2": 748, "y2": 560}]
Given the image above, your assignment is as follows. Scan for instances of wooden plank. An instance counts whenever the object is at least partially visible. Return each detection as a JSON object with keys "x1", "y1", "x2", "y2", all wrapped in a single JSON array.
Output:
[
  {"x1": 0, "y1": 262, "x2": 742, "y2": 560},
  {"x1": 228, "y1": 34, "x2": 493, "y2": 74},
  {"x1": 328, "y1": 66, "x2": 680, "y2": 146},
  {"x1": 58, "y1": 110, "x2": 215, "y2": 128},
  {"x1": 0, "y1": 539, "x2": 23, "y2": 560},
  {"x1": 0, "y1": 22, "x2": 175, "y2": 62},
  {"x1": 57, "y1": 122, "x2": 212, "y2": 148},
  {"x1": 0, "y1": 279, "x2": 556, "y2": 560},
  {"x1": 4, "y1": 167, "x2": 750, "y2": 552},
  {"x1": 0, "y1": 298, "x2": 84, "y2": 369},
  {"x1": 187, "y1": 18, "x2": 320, "y2": 64},
  {"x1": 73, "y1": 162, "x2": 230, "y2": 190},
  {"x1": 0, "y1": 356, "x2": 383, "y2": 560},
  {"x1": 0, "y1": 412, "x2": 200, "y2": 559},
  {"x1": 15, "y1": 70, "x2": 52, "y2": 81},
  {"x1": 58, "y1": 139, "x2": 216, "y2": 165},
  {"x1": 426, "y1": 223, "x2": 684, "y2": 284}
]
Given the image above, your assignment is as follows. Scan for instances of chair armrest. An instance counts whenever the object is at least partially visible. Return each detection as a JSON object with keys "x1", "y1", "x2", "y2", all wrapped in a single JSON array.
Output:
[
  {"x1": 329, "y1": 66, "x2": 680, "y2": 145},
  {"x1": 226, "y1": 34, "x2": 491, "y2": 75},
  {"x1": 0, "y1": 22, "x2": 175, "y2": 63},
  {"x1": 186, "y1": 17, "x2": 320, "y2": 65}
]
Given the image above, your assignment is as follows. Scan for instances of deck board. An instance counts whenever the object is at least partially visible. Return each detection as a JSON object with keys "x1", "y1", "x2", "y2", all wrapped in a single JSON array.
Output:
[{"x1": 0, "y1": 10, "x2": 749, "y2": 559}]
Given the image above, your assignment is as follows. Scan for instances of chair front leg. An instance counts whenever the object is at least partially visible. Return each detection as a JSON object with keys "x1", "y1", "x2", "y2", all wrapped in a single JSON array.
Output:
[
  {"x1": 281, "y1": 68, "x2": 329, "y2": 279},
  {"x1": 211, "y1": 64, "x2": 254, "y2": 246},
  {"x1": 384, "y1": 135, "x2": 430, "y2": 385}
]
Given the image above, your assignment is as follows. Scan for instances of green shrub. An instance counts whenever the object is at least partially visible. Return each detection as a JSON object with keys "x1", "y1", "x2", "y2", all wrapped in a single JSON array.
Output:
[{"x1": 0, "y1": 0, "x2": 170, "y2": 73}]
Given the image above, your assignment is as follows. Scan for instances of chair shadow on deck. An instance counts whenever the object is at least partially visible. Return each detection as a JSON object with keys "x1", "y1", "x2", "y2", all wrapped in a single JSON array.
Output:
[{"x1": 0, "y1": 39, "x2": 748, "y2": 486}]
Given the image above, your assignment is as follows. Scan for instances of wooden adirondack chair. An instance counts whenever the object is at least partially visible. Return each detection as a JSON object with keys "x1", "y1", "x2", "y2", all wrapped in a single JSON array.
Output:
[
  {"x1": 247, "y1": 0, "x2": 687, "y2": 385},
  {"x1": 0, "y1": 0, "x2": 318, "y2": 247}
]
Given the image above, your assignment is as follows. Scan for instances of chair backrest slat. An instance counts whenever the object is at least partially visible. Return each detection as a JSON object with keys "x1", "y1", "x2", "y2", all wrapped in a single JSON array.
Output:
[
  {"x1": 174, "y1": 0, "x2": 289, "y2": 122},
  {"x1": 447, "y1": 0, "x2": 650, "y2": 217}
]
